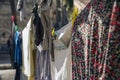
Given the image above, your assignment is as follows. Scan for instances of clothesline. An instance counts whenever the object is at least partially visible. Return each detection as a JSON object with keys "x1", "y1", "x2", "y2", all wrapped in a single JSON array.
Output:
[{"x1": 9, "y1": 0, "x2": 120, "y2": 80}]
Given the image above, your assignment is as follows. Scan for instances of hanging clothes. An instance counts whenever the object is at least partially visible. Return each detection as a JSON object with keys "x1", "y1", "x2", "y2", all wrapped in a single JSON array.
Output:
[
  {"x1": 14, "y1": 26, "x2": 22, "y2": 80},
  {"x1": 22, "y1": 17, "x2": 36, "y2": 80},
  {"x1": 17, "y1": 0, "x2": 27, "y2": 21},
  {"x1": 32, "y1": 4, "x2": 44, "y2": 46},
  {"x1": 14, "y1": 26, "x2": 22, "y2": 67},
  {"x1": 40, "y1": 0, "x2": 55, "y2": 61},
  {"x1": 35, "y1": 44, "x2": 52, "y2": 80},
  {"x1": 32, "y1": 3, "x2": 52, "y2": 80},
  {"x1": 51, "y1": 40, "x2": 72, "y2": 80},
  {"x1": 55, "y1": 22, "x2": 72, "y2": 49},
  {"x1": 72, "y1": 0, "x2": 120, "y2": 80},
  {"x1": 39, "y1": 0, "x2": 52, "y2": 50},
  {"x1": 54, "y1": 0, "x2": 73, "y2": 30},
  {"x1": 50, "y1": 21, "x2": 73, "y2": 80}
]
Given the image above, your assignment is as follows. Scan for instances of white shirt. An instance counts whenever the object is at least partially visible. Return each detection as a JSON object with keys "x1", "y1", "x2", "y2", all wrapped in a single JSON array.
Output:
[{"x1": 22, "y1": 17, "x2": 35, "y2": 77}]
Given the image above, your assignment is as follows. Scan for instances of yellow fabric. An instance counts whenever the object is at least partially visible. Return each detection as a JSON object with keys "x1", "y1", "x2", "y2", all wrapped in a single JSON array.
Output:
[
  {"x1": 51, "y1": 28, "x2": 55, "y2": 36},
  {"x1": 28, "y1": 75, "x2": 34, "y2": 80},
  {"x1": 71, "y1": 6, "x2": 79, "y2": 25},
  {"x1": 29, "y1": 17, "x2": 36, "y2": 80},
  {"x1": 30, "y1": 19, "x2": 36, "y2": 74}
]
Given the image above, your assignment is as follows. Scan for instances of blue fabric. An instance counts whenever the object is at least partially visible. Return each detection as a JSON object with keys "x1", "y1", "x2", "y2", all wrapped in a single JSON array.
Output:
[{"x1": 14, "y1": 31, "x2": 22, "y2": 67}]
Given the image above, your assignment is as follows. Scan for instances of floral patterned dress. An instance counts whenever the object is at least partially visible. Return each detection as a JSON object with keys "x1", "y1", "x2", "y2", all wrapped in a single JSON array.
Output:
[{"x1": 72, "y1": 0, "x2": 120, "y2": 80}]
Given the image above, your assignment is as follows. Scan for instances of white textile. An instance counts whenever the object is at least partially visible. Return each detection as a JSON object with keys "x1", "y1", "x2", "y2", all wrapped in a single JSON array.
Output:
[
  {"x1": 17, "y1": 0, "x2": 27, "y2": 21},
  {"x1": 55, "y1": 22, "x2": 72, "y2": 49},
  {"x1": 22, "y1": 17, "x2": 35, "y2": 76},
  {"x1": 51, "y1": 41, "x2": 72, "y2": 80}
]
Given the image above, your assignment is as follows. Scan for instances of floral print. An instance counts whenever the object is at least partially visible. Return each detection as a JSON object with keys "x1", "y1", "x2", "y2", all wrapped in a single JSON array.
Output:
[{"x1": 72, "y1": 0, "x2": 120, "y2": 80}]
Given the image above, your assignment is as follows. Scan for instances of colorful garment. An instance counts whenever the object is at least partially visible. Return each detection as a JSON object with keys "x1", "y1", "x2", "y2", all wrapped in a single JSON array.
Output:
[
  {"x1": 14, "y1": 30, "x2": 22, "y2": 67},
  {"x1": 72, "y1": 0, "x2": 120, "y2": 80}
]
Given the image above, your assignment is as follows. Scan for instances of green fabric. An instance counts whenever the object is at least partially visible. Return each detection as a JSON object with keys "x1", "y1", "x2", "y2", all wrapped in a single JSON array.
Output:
[{"x1": 15, "y1": 25, "x2": 18, "y2": 31}]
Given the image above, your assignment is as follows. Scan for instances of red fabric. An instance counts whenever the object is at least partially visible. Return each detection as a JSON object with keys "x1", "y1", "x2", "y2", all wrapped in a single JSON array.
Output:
[{"x1": 11, "y1": 16, "x2": 15, "y2": 21}]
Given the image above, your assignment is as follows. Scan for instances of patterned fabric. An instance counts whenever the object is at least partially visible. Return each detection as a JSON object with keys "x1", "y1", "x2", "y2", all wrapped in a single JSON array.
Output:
[{"x1": 72, "y1": 0, "x2": 120, "y2": 80}]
